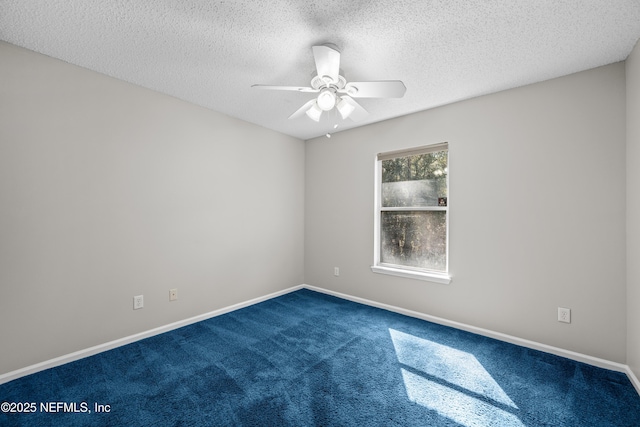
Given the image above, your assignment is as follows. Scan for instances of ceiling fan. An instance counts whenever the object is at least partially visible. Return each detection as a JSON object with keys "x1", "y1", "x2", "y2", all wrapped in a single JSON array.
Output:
[{"x1": 252, "y1": 43, "x2": 406, "y2": 123}]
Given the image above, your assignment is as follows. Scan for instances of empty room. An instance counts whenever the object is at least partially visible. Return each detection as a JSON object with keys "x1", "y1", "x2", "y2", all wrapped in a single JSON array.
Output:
[{"x1": 2, "y1": 1, "x2": 640, "y2": 426}]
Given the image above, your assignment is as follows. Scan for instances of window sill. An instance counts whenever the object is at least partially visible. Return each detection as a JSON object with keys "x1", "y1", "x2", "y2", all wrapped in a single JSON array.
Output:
[{"x1": 370, "y1": 265, "x2": 451, "y2": 284}]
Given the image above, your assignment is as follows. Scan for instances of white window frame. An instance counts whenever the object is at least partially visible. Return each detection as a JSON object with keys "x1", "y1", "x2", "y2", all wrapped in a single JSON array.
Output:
[{"x1": 371, "y1": 143, "x2": 451, "y2": 284}]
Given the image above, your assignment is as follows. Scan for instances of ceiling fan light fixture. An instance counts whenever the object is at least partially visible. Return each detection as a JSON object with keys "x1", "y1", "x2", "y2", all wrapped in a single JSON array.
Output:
[
  {"x1": 317, "y1": 88, "x2": 336, "y2": 111},
  {"x1": 337, "y1": 97, "x2": 356, "y2": 119},
  {"x1": 305, "y1": 102, "x2": 323, "y2": 122},
  {"x1": 253, "y1": 44, "x2": 404, "y2": 126}
]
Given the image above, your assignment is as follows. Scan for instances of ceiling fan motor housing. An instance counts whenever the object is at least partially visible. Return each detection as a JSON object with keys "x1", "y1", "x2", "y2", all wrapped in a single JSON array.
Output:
[{"x1": 310, "y1": 74, "x2": 346, "y2": 90}]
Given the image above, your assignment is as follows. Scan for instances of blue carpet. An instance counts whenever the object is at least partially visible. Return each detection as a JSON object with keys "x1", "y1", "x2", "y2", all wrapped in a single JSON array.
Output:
[{"x1": 1, "y1": 288, "x2": 640, "y2": 426}]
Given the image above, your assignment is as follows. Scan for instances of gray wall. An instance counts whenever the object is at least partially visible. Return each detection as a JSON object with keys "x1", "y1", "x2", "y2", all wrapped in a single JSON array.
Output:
[
  {"x1": 305, "y1": 63, "x2": 627, "y2": 363},
  {"x1": 1, "y1": 38, "x2": 635, "y2": 376},
  {"x1": 0, "y1": 42, "x2": 305, "y2": 375},
  {"x1": 628, "y1": 40, "x2": 640, "y2": 380}
]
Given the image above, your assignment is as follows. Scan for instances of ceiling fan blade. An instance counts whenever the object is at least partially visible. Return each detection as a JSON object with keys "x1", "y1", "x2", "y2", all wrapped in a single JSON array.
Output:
[
  {"x1": 288, "y1": 99, "x2": 318, "y2": 120},
  {"x1": 338, "y1": 96, "x2": 369, "y2": 121},
  {"x1": 312, "y1": 44, "x2": 340, "y2": 84},
  {"x1": 341, "y1": 80, "x2": 406, "y2": 98},
  {"x1": 252, "y1": 84, "x2": 319, "y2": 93}
]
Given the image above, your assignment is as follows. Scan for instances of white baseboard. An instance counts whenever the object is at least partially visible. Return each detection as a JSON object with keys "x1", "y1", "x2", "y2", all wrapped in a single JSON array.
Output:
[
  {"x1": 303, "y1": 284, "x2": 631, "y2": 375},
  {"x1": 627, "y1": 366, "x2": 640, "y2": 395},
  {"x1": 1, "y1": 282, "x2": 637, "y2": 394},
  {"x1": 0, "y1": 285, "x2": 304, "y2": 385}
]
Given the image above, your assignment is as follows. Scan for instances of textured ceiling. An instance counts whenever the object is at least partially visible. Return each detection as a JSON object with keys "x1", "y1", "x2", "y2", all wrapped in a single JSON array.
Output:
[{"x1": 1, "y1": 1, "x2": 640, "y2": 140}]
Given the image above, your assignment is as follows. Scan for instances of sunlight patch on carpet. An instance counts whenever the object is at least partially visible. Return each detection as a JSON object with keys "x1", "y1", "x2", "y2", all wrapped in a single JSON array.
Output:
[{"x1": 390, "y1": 328, "x2": 524, "y2": 427}]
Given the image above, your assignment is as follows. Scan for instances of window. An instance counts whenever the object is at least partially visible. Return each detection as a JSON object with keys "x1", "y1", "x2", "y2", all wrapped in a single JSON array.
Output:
[{"x1": 372, "y1": 143, "x2": 450, "y2": 284}]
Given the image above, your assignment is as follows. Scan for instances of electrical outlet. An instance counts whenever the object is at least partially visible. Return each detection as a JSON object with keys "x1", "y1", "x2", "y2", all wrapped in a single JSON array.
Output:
[
  {"x1": 169, "y1": 288, "x2": 178, "y2": 301},
  {"x1": 558, "y1": 307, "x2": 571, "y2": 323},
  {"x1": 133, "y1": 295, "x2": 144, "y2": 310},
  {"x1": 334, "y1": 267, "x2": 339, "y2": 276}
]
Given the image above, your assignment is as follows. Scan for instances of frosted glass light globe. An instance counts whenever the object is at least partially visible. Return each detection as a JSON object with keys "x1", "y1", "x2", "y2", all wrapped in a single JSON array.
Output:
[{"x1": 317, "y1": 88, "x2": 336, "y2": 111}]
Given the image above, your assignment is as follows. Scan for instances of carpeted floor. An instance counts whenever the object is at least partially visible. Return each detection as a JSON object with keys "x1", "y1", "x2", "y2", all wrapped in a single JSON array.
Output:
[{"x1": 1, "y1": 288, "x2": 639, "y2": 426}]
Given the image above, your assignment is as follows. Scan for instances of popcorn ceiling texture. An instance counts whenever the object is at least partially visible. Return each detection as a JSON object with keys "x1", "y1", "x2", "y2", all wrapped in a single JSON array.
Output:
[{"x1": 1, "y1": 0, "x2": 639, "y2": 140}]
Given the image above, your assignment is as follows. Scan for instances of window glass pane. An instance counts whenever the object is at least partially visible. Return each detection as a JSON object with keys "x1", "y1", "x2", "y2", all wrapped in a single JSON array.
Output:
[
  {"x1": 381, "y1": 151, "x2": 447, "y2": 207},
  {"x1": 380, "y1": 211, "x2": 446, "y2": 271}
]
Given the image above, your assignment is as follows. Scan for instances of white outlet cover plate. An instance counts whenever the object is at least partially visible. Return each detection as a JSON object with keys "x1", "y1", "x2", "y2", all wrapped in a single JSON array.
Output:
[
  {"x1": 134, "y1": 295, "x2": 144, "y2": 310},
  {"x1": 558, "y1": 307, "x2": 571, "y2": 323}
]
